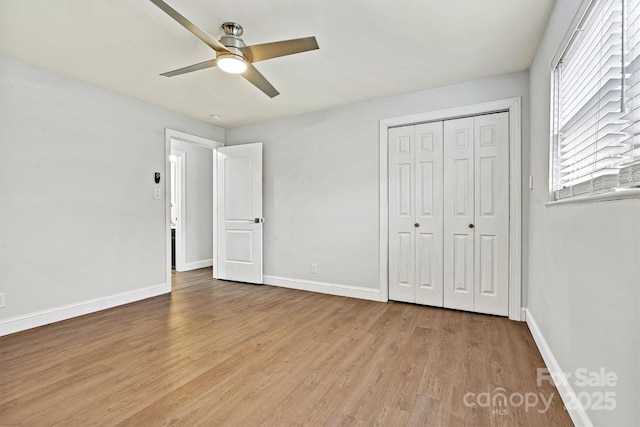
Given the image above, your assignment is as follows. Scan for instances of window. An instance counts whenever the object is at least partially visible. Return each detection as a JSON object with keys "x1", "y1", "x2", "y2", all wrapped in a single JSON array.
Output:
[{"x1": 551, "y1": 0, "x2": 640, "y2": 200}]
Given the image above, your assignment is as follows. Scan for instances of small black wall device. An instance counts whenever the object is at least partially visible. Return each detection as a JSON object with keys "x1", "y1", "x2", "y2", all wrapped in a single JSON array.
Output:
[{"x1": 154, "y1": 172, "x2": 161, "y2": 184}]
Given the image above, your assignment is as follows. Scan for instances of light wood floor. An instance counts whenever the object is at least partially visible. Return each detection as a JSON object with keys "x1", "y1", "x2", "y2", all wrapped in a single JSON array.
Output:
[{"x1": 0, "y1": 268, "x2": 572, "y2": 426}]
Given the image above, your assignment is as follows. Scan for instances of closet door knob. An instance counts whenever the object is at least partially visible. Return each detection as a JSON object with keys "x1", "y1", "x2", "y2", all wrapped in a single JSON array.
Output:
[
  {"x1": 469, "y1": 224, "x2": 474, "y2": 229},
  {"x1": 414, "y1": 223, "x2": 420, "y2": 228}
]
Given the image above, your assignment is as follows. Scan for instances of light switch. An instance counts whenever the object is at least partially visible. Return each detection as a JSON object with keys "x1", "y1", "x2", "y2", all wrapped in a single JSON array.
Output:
[{"x1": 154, "y1": 188, "x2": 161, "y2": 199}]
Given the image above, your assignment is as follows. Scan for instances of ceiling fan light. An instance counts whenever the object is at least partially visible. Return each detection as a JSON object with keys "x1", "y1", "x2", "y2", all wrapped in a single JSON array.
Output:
[{"x1": 217, "y1": 55, "x2": 247, "y2": 74}]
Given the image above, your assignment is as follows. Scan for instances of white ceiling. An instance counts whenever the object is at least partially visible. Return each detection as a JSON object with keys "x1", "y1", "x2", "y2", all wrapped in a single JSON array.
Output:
[{"x1": 0, "y1": 0, "x2": 555, "y2": 128}]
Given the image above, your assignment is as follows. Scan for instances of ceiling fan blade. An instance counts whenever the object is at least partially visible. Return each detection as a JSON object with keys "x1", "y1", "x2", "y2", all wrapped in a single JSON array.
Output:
[
  {"x1": 242, "y1": 64, "x2": 279, "y2": 98},
  {"x1": 149, "y1": 0, "x2": 229, "y2": 54},
  {"x1": 160, "y1": 59, "x2": 218, "y2": 77},
  {"x1": 240, "y1": 37, "x2": 319, "y2": 63}
]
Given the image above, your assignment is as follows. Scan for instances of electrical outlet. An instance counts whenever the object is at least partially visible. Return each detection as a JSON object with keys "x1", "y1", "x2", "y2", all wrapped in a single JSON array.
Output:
[
  {"x1": 310, "y1": 263, "x2": 318, "y2": 274},
  {"x1": 0, "y1": 293, "x2": 5, "y2": 308},
  {"x1": 153, "y1": 188, "x2": 161, "y2": 199}
]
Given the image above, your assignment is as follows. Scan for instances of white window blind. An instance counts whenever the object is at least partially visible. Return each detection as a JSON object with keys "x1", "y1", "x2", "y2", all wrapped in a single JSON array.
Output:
[{"x1": 551, "y1": 0, "x2": 640, "y2": 200}]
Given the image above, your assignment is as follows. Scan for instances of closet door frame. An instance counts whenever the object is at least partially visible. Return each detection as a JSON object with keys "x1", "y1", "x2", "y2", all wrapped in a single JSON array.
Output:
[{"x1": 379, "y1": 97, "x2": 523, "y2": 321}]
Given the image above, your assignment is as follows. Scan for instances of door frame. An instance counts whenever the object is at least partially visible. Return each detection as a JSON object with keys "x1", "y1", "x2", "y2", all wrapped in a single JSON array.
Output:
[
  {"x1": 164, "y1": 129, "x2": 223, "y2": 291},
  {"x1": 379, "y1": 97, "x2": 523, "y2": 321}
]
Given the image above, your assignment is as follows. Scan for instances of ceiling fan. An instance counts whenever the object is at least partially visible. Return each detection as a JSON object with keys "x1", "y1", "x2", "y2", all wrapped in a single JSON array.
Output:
[{"x1": 149, "y1": 0, "x2": 319, "y2": 98}]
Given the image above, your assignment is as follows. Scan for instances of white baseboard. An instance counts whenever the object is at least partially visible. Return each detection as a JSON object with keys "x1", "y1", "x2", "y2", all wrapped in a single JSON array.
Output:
[
  {"x1": 263, "y1": 275, "x2": 385, "y2": 302},
  {"x1": 179, "y1": 259, "x2": 213, "y2": 272},
  {"x1": 0, "y1": 283, "x2": 168, "y2": 337},
  {"x1": 526, "y1": 309, "x2": 592, "y2": 427}
]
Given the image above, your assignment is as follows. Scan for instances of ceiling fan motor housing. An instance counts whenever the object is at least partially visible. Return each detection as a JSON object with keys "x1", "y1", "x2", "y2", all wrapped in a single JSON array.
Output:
[{"x1": 219, "y1": 22, "x2": 250, "y2": 60}]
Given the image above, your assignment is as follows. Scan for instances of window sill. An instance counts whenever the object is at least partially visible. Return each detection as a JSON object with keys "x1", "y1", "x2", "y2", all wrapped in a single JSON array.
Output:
[{"x1": 545, "y1": 188, "x2": 640, "y2": 206}]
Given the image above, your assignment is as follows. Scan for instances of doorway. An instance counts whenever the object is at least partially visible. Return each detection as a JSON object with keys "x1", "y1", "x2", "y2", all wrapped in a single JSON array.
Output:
[
  {"x1": 169, "y1": 149, "x2": 184, "y2": 270},
  {"x1": 379, "y1": 98, "x2": 523, "y2": 321},
  {"x1": 164, "y1": 129, "x2": 223, "y2": 290}
]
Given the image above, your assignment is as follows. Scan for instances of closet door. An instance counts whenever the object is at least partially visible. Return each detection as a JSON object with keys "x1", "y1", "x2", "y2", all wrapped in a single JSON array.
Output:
[
  {"x1": 473, "y1": 113, "x2": 509, "y2": 316},
  {"x1": 414, "y1": 122, "x2": 444, "y2": 306},
  {"x1": 443, "y1": 117, "x2": 475, "y2": 312},
  {"x1": 443, "y1": 113, "x2": 509, "y2": 316},
  {"x1": 389, "y1": 123, "x2": 444, "y2": 305},
  {"x1": 389, "y1": 112, "x2": 509, "y2": 315},
  {"x1": 388, "y1": 126, "x2": 416, "y2": 303}
]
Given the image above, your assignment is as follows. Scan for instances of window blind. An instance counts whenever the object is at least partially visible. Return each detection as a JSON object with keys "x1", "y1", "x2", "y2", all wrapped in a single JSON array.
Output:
[
  {"x1": 551, "y1": 0, "x2": 640, "y2": 200},
  {"x1": 620, "y1": 0, "x2": 640, "y2": 187}
]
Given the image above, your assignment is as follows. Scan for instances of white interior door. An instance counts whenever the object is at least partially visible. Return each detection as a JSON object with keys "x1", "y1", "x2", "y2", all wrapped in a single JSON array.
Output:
[
  {"x1": 414, "y1": 123, "x2": 444, "y2": 306},
  {"x1": 388, "y1": 126, "x2": 416, "y2": 303},
  {"x1": 389, "y1": 112, "x2": 509, "y2": 316},
  {"x1": 443, "y1": 117, "x2": 476, "y2": 311},
  {"x1": 472, "y1": 113, "x2": 509, "y2": 315},
  {"x1": 388, "y1": 123, "x2": 444, "y2": 305},
  {"x1": 216, "y1": 143, "x2": 263, "y2": 284},
  {"x1": 443, "y1": 113, "x2": 509, "y2": 316}
]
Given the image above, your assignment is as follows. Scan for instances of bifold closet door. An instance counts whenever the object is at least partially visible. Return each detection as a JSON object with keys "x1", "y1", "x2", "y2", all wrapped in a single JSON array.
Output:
[
  {"x1": 443, "y1": 113, "x2": 509, "y2": 316},
  {"x1": 388, "y1": 122, "x2": 443, "y2": 305}
]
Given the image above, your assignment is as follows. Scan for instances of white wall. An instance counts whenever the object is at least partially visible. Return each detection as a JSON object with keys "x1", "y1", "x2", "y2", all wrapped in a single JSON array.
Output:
[
  {"x1": 528, "y1": 1, "x2": 640, "y2": 425},
  {"x1": 0, "y1": 55, "x2": 223, "y2": 328},
  {"x1": 171, "y1": 140, "x2": 214, "y2": 269},
  {"x1": 226, "y1": 71, "x2": 529, "y2": 298}
]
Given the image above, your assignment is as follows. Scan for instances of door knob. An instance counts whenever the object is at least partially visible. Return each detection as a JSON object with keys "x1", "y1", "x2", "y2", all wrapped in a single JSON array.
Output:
[
  {"x1": 469, "y1": 224, "x2": 474, "y2": 229},
  {"x1": 414, "y1": 223, "x2": 420, "y2": 228}
]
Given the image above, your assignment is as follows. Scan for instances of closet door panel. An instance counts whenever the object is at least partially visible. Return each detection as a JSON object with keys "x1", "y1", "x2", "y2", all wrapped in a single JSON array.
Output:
[
  {"x1": 388, "y1": 126, "x2": 416, "y2": 303},
  {"x1": 443, "y1": 118, "x2": 474, "y2": 312},
  {"x1": 473, "y1": 112, "x2": 509, "y2": 316},
  {"x1": 414, "y1": 122, "x2": 444, "y2": 306}
]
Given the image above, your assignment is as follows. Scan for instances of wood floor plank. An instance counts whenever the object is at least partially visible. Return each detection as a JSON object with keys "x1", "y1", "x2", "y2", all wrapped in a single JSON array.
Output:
[{"x1": 0, "y1": 268, "x2": 573, "y2": 426}]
